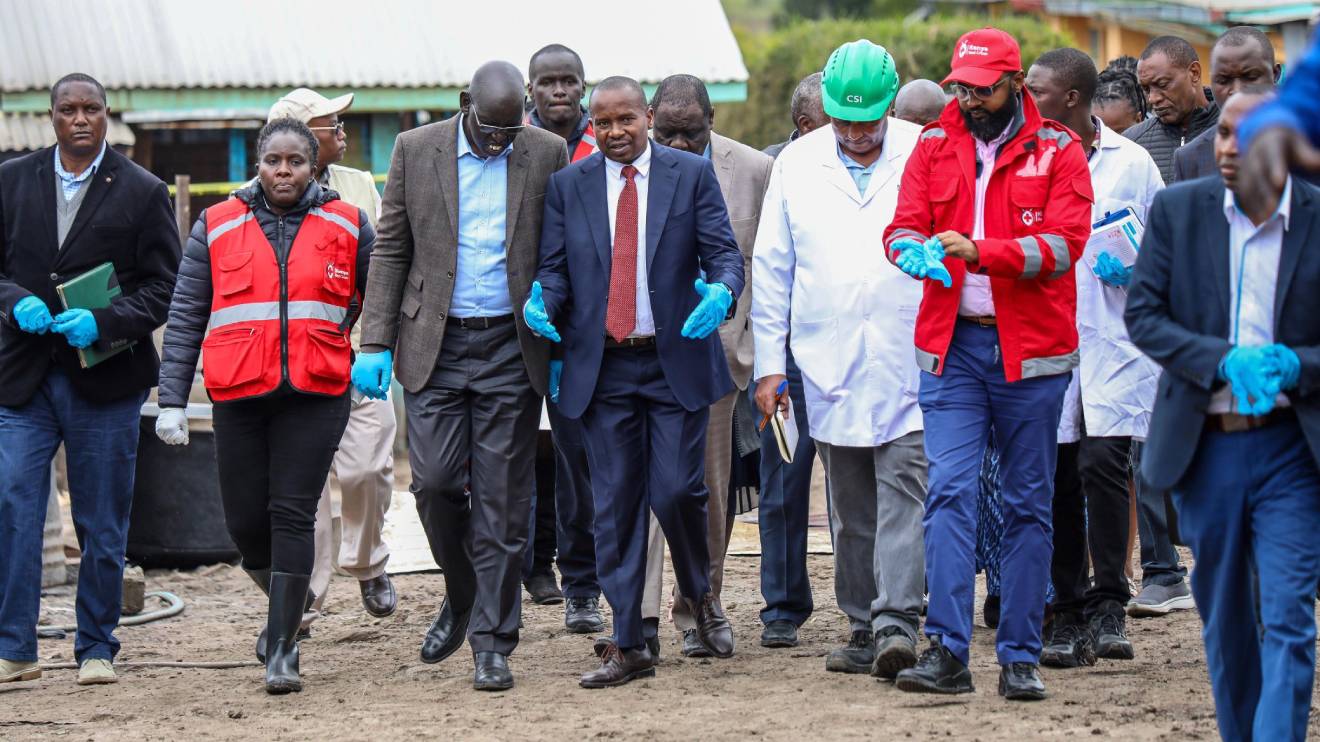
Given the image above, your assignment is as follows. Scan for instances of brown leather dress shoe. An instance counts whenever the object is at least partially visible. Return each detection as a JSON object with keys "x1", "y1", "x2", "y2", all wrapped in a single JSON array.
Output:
[
  {"x1": 359, "y1": 574, "x2": 397, "y2": 618},
  {"x1": 691, "y1": 592, "x2": 735, "y2": 658},
  {"x1": 580, "y1": 641, "x2": 656, "y2": 688}
]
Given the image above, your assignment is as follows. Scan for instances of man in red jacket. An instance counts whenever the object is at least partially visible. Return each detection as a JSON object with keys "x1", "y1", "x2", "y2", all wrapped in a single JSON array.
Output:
[{"x1": 883, "y1": 28, "x2": 1094, "y2": 700}]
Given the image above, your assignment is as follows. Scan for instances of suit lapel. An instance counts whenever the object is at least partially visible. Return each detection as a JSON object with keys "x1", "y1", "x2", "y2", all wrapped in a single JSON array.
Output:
[
  {"x1": 1205, "y1": 183, "x2": 1232, "y2": 328},
  {"x1": 646, "y1": 145, "x2": 678, "y2": 275},
  {"x1": 822, "y1": 156, "x2": 861, "y2": 204},
  {"x1": 35, "y1": 150, "x2": 58, "y2": 253},
  {"x1": 860, "y1": 143, "x2": 901, "y2": 206},
  {"x1": 574, "y1": 155, "x2": 612, "y2": 273},
  {"x1": 1275, "y1": 182, "x2": 1313, "y2": 331},
  {"x1": 433, "y1": 118, "x2": 460, "y2": 244},
  {"x1": 713, "y1": 136, "x2": 735, "y2": 201},
  {"x1": 504, "y1": 145, "x2": 530, "y2": 248}
]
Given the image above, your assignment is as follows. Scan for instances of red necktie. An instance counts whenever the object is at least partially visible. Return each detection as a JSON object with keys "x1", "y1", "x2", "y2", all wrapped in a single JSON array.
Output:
[{"x1": 606, "y1": 165, "x2": 639, "y2": 343}]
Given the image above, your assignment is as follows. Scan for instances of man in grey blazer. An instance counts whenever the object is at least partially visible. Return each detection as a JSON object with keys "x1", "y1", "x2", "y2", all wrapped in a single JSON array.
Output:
[
  {"x1": 646, "y1": 74, "x2": 774, "y2": 657},
  {"x1": 351, "y1": 61, "x2": 568, "y2": 691}
]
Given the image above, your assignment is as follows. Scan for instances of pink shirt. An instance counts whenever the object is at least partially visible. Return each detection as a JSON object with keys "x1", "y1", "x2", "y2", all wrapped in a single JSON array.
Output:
[{"x1": 959, "y1": 124, "x2": 1016, "y2": 317}]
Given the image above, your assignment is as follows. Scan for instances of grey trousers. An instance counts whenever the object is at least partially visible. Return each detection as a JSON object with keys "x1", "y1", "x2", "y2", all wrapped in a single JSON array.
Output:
[
  {"x1": 403, "y1": 322, "x2": 540, "y2": 656},
  {"x1": 817, "y1": 431, "x2": 928, "y2": 638}
]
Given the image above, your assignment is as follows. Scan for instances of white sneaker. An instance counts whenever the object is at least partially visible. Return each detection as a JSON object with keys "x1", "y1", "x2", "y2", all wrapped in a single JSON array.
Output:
[
  {"x1": 76, "y1": 658, "x2": 117, "y2": 685},
  {"x1": 1127, "y1": 581, "x2": 1195, "y2": 617},
  {"x1": 0, "y1": 658, "x2": 40, "y2": 683}
]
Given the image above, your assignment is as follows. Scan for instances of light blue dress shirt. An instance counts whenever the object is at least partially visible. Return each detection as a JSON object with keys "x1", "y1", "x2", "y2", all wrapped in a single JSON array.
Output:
[
  {"x1": 835, "y1": 143, "x2": 878, "y2": 196},
  {"x1": 54, "y1": 142, "x2": 107, "y2": 202},
  {"x1": 451, "y1": 117, "x2": 512, "y2": 318}
]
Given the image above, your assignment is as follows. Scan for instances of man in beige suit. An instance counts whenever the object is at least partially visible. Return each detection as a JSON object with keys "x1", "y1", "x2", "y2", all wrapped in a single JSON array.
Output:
[
  {"x1": 352, "y1": 61, "x2": 567, "y2": 691},
  {"x1": 645, "y1": 74, "x2": 773, "y2": 657}
]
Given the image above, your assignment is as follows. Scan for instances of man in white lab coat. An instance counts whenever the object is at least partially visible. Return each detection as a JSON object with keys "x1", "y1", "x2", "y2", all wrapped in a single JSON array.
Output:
[
  {"x1": 752, "y1": 40, "x2": 927, "y2": 680},
  {"x1": 1024, "y1": 48, "x2": 1164, "y2": 667}
]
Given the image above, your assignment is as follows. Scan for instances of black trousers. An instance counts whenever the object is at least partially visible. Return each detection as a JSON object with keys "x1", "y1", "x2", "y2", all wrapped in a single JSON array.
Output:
[
  {"x1": 213, "y1": 389, "x2": 350, "y2": 576},
  {"x1": 404, "y1": 321, "x2": 540, "y2": 656},
  {"x1": 1051, "y1": 435, "x2": 1135, "y2": 622}
]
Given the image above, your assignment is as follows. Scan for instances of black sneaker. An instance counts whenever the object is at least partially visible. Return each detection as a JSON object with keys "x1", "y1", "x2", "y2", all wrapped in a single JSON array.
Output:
[
  {"x1": 871, "y1": 626, "x2": 917, "y2": 679},
  {"x1": 564, "y1": 597, "x2": 605, "y2": 634},
  {"x1": 1040, "y1": 620, "x2": 1096, "y2": 668},
  {"x1": 895, "y1": 640, "x2": 974, "y2": 694},
  {"x1": 1091, "y1": 612, "x2": 1135, "y2": 660},
  {"x1": 825, "y1": 630, "x2": 875, "y2": 674},
  {"x1": 998, "y1": 662, "x2": 1046, "y2": 701}
]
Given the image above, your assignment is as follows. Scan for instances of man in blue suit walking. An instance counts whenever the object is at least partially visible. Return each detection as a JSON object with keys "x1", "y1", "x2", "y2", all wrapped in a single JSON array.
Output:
[{"x1": 525, "y1": 76, "x2": 744, "y2": 688}]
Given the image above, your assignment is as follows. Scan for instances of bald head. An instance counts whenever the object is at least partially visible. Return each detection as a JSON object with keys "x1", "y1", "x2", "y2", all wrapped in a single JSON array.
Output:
[
  {"x1": 895, "y1": 79, "x2": 947, "y2": 126},
  {"x1": 468, "y1": 61, "x2": 526, "y2": 118}
]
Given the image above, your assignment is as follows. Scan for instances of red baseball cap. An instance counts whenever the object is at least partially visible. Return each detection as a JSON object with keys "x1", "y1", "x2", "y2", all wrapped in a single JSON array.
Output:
[{"x1": 942, "y1": 28, "x2": 1022, "y2": 87}]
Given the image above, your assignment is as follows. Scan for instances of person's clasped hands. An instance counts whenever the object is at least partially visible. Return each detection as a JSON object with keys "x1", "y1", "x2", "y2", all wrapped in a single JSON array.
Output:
[
  {"x1": 893, "y1": 235, "x2": 953, "y2": 288},
  {"x1": 1218, "y1": 343, "x2": 1301, "y2": 416}
]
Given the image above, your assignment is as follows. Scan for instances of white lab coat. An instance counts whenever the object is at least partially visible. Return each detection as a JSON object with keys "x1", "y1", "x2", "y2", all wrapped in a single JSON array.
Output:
[
  {"x1": 751, "y1": 122, "x2": 924, "y2": 448},
  {"x1": 1059, "y1": 120, "x2": 1165, "y2": 442}
]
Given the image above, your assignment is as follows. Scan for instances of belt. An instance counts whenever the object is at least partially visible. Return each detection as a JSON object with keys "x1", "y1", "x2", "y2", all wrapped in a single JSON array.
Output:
[
  {"x1": 448, "y1": 314, "x2": 514, "y2": 330},
  {"x1": 1205, "y1": 407, "x2": 1295, "y2": 434},
  {"x1": 604, "y1": 335, "x2": 656, "y2": 349},
  {"x1": 958, "y1": 315, "x2": 997, "y2": 327}
]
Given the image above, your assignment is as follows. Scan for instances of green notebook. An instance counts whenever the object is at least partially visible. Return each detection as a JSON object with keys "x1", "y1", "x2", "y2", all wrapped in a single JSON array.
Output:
[{"x1": 55, "y1": 262, "x2": 135, "y2": 369}]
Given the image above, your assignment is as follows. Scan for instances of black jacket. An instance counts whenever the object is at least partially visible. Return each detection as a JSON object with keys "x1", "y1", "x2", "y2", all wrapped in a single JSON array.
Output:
[
  {"x1": 1125, "y1": 176, "x2": 1320, "y2": 490},
  {"x1": 1171, "y1": 126, "x2": 1216, "y2": 183},
  {"x1": 157, "y1": 181, "x2": 374, "y2": 407},
  {"x1": 0, "y1": 145, "x2": 179, "y2": 406},
  {"x1": 1124, "y1": 97, "x2": 1219, "y2": 184}
]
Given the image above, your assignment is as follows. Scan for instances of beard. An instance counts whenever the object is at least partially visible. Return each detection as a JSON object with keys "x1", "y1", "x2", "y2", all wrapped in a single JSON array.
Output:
[{"x1": 962, "y1": 94, "x2": 1019, "y2": 142}]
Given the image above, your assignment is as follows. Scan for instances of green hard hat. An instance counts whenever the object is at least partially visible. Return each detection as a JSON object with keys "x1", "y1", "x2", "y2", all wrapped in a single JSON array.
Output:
[{"x1": 821, "y1": 40, "x2": 900, "y2": 122}]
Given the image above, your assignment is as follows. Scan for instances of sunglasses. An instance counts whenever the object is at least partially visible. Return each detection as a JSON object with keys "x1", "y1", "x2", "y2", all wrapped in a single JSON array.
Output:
[
  {"x1": 948, "y1": 76, "x2": 1010, "y2": 103},
  {"x1": 470, "y1": 105, "x2": 525, "y2": 137},
  {"x1": 307, "y1": 121, "x2": 345, "y2": 135}
]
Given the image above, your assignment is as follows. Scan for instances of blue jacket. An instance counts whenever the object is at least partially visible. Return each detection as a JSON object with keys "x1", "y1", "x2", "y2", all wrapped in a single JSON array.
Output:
[
  {"x1": 1242, "y1": 31, "x2": 1320, "y2": 149},
  {"x1": 534, "y1": 141, "x2": 744, "y2": 418},
  {"x1": 1124, "y1": 176, "x2": 1320, "y2": 490}
]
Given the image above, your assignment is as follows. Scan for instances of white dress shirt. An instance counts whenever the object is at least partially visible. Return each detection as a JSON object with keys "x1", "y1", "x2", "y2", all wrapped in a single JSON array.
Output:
[
  {"x1": 960, "y1": 124, "x2": 1015, "y2": 317},
  {"x1": 1209, "y1": 177, "x2": 1293, "y2": 414},
  {"x1": 604, "y1": 142, "x2": 654, "y2": 337}
]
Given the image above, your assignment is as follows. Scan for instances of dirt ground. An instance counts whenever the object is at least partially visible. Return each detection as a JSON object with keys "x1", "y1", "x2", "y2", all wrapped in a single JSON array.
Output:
[{"x1": 7, "y1": 551, "x2": 1316, "y2": 741}]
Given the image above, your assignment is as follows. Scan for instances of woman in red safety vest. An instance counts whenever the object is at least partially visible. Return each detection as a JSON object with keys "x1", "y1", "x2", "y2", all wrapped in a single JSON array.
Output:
[{"x1": 154, "y1": 118, "x2": 375, "y2": 695}]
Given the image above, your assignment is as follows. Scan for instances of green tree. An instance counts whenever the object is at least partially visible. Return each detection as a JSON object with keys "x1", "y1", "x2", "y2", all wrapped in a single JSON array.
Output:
[{"x1": 718, "y1": 14, "x2": 1075, "y2": 149}]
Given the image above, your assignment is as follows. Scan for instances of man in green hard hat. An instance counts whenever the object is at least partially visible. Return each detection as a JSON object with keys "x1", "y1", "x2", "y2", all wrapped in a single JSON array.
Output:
[{"x1": 751, "y1": 38, "x2": 930, "y2": 680}]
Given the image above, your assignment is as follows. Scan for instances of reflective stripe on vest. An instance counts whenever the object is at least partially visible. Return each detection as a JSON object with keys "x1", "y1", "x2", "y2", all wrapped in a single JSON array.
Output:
[
  {"x1": 573, "y1": 122, "x2": 597, "y2": 163},
  {"x1": 202, "y1": 196, "x2": 359, "y2": 401}
]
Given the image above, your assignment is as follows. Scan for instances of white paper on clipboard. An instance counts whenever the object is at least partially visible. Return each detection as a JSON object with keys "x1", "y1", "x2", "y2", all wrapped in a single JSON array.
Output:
[{"x1": 1085, "y1": 207, "x2": 1144, "y2": 272}]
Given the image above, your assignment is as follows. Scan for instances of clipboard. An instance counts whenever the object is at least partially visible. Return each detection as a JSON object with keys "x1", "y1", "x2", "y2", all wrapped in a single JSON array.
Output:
[{"x1": 1085, "y1": 207, "x2": 1144, "y2": 272}]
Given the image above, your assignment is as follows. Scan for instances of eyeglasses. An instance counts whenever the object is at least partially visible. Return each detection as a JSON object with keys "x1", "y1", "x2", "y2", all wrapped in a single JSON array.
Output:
[
  {"x1": 307, "y1": 121, "x2": 345, "y2": 135},
  {"x1": 469, "y1": 105, "x2": 525, "y2": 137},
  {"x1": 949, "y1": 76, "x2": 1010, "y2": 103}
]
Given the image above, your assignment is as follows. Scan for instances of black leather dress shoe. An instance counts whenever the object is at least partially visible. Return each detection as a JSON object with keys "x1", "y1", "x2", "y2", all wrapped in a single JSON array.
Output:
[
  {"x1": 473, "y1": 651, "x2": 513, "y2": 691},
  {"x1": 359, "y1": 574, "x2": 397, "y2": 618},
  {"x1": 999, "y1": 662, "x2": 1047, "y2": 700},
  {"x1": 982, "y1": 594, "x2": 1000, "y2": 629},
  {"x1": 681, "y1": 629, "x2": 712, "y2": 658},
  {"x1": 524, "y1": 572, "x2": 564, "y2": 605},
  {"x1": 691, "y1": 593, "x2": 735, "y2": 658},
  {"x1": 420, "y1": 598, "x2": 471, "y2": 664},
  {"x1": 895, "y1": 640, "x2": 975, "y2": 694},
  {"x1": 564, "y1": 596, "x2": 606, "y2": 634},
  {"x1": 760, "y1": 620, "x2": 799, "y2": 648},
  {"x1": 581, "y1": 642, "x2": 656, "y2": 688}
]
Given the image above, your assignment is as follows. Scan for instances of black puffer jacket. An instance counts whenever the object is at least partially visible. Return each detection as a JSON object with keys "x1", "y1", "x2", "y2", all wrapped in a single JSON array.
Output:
[
  {"x1": 157, "y1": 181, "x2": 374, "y2": 407},
  {"x1": 1124, "y1": 94, "x2": 1219, "y2": 183}
]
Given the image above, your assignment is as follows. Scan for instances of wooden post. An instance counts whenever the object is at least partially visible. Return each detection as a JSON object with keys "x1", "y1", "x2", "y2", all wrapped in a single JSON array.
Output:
[{"x1": 173, "y1": 174, "x2": 191, "y2": 249}]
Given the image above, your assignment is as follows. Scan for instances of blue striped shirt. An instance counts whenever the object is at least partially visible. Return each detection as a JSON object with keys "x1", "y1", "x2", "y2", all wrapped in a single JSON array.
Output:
[{"x1": 54, "y1": 142, "x2": 107, "y2": 202}]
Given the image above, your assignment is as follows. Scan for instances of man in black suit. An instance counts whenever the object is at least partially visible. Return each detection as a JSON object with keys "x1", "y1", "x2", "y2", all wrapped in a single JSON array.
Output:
[
  {"x1": 1172, "y1": 26, "x2": 1280, "y2": 182},
  {"x1": 1126, "y1": 87, "x2": 1320, "y2": 742},
  {"x1": 0, "y1": 73, "x2": 179, "y2": 686},
  {"x1": 526, "y1": 76, "x2": 744, "y2": 687}
]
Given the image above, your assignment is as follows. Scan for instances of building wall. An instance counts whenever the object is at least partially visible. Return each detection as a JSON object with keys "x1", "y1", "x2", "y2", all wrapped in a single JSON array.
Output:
[{"x1": 1047, "y1": 13, "x2": 1283, "y2": 69}]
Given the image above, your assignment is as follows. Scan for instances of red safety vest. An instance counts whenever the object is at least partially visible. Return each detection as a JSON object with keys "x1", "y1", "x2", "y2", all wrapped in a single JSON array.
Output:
[
  {"x1": 201, "y1": 196, "x2": 360, "y2": 402},
  {"x1": 572, "y1": 121, "x2": 597, "y2": 162}
]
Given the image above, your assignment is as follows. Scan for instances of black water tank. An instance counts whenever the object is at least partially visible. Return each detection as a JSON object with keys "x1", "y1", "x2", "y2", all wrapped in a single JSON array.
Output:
[{"x1": 128, "y1": 406, "x2": 238, "y2": 567}]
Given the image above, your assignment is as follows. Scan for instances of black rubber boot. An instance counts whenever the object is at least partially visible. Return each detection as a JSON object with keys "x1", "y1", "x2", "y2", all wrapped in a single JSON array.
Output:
[
  {"x1": 265, "y1": 572, "x2": 311, "y2": 695},
  {"x1": 244, "y1": 567, "x2": 272, "y2": 663}
]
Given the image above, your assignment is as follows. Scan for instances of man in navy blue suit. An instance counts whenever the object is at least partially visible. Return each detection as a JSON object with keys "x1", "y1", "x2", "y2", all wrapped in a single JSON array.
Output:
[
  {"x1": 525, "y1": 76, "x2": 744, "y2": 688},
  {"x1": 1126, "y1": 87, "x2": 1320, "y2": 742}
]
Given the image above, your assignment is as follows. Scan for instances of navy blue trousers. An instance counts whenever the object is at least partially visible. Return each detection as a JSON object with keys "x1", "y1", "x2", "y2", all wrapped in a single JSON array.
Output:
[
  {"x1": 919, "y1": 321, "x2": 1068, "y2": 665},
  {"x1": 755, "y1": 350, "x2": 816, "y2": 627},
  {"x1": 1173, "y1": 419, "x2": 1320, "y2": 742},
  {"x1": 0, "y1": 369, "x2": 146, "y2": 664},
  {"x1": 580, "y1": 346, "x2": 712, "y2": 650},
  {"x1": 547, "y1": 405, "x2": 600, "y2": 599}
]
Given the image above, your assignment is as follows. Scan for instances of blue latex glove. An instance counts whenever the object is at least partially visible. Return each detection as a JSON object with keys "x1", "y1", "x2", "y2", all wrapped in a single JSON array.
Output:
[
  {"x1": 896, "y1": 245, "x2": 929, "y2": 279},
  {"x1": 891, "y1": 238, "x2": 925, "y2": 258},
  {"x1": 351, "y1": 349, "x2": 393, "y2": 401},
  {"x1": 922, "y1": 236, "x2": 953, "y2": 288},
  {"x1": 1267, "y1": 343, "x2": 1301, "y2": 390},
  {"x1": 1219, "y1": 346, "x2": 1278, "y2": 416},
  {"x1": 13, "y1": 296, "x2": 53, "y2": 334},
  {"x1": 523, "y1": 281, "x2": 561, "y2": 343},
  {"x1": 51, "y1": 309, "x2": 98, "y2": 349},
  {"x1": 681, "y1": 279, "x2": 734, "y2": 340},
  {"x1": 1094, "y1": 252, "x2": 1132, "y2": 288},
  {"x1": 548, "y1": 360, "x2": 563, "y2": 404}
]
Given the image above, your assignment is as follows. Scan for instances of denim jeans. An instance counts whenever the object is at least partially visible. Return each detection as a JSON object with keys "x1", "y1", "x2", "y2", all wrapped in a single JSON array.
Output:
[{"x1": 0, "y1": 369, "x2": 146, "y2": 664}]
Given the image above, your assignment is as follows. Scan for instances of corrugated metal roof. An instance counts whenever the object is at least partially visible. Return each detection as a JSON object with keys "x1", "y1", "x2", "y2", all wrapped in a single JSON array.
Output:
[
  {"x1": 0, "y1": 112, "x2": 135, "y2": 152},
  {"x1": 0, "y1": 0, "x2": 748, "y2": 94}
]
